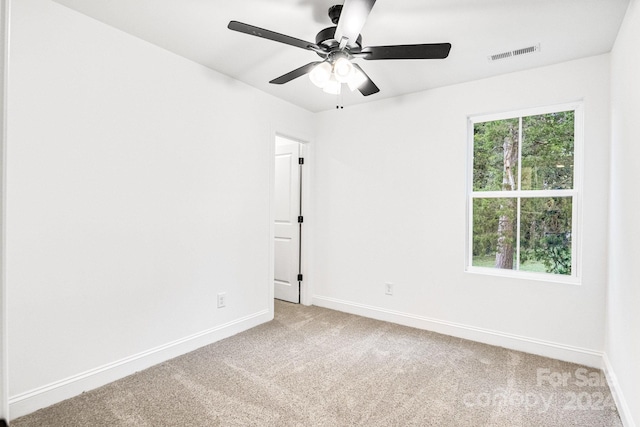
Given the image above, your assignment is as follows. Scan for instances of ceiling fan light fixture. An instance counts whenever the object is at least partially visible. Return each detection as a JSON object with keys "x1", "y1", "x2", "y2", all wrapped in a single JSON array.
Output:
[
  {"x1": 323, "y1": 75, "x2": 342, "y2": 95},
  {"x1": 333, "y1": 56, "x2": 354, "y2": 83},
  {"x1": 309, "y1": 61, "x2": 332, "y2": 88}
]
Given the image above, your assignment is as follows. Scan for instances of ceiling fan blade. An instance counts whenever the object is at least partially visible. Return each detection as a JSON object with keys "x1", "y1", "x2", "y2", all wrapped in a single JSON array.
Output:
[
  {"x1": 228, "y1": 21, "x2": 323, "y2": 53},
  {"x1": 270, "y1": 62, "x2": 322, "y2": 85},
  {"x1": 362, "y1": 43, "x2": 452, "y2": 60},
  {"x1": 353, "y1": 64, "x2": 379, "y2": 96},
  {"x1": 334, "y1": 0, "x2": 377, "y2": 48}
]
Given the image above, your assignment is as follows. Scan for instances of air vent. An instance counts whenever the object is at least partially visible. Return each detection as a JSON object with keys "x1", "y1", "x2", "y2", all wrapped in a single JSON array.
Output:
[{"x1": 489, "y1": 44, "x2": 540, "y2": 62}]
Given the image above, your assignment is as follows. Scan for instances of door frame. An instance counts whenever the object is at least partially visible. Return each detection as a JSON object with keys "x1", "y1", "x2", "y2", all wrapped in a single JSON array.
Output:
[{"x1": 268, "y1": 129, "x2": 313, "y2": 313}]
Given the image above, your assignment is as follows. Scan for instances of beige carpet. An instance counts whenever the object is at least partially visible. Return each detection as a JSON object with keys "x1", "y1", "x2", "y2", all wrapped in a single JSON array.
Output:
[{"x1": 13, "y1": 301, "x2": 622, "y2": 426}]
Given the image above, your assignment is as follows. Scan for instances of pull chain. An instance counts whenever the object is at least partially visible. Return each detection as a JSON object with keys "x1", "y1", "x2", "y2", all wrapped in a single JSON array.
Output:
[{"x1": 335, "y1": 89, "x2": 344, "y2": 109}]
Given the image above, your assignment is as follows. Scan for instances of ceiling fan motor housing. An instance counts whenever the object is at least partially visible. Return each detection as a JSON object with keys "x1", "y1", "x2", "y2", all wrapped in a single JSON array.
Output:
[{"x1": 315, "y1": 26, "x2": 362, "y2": 56}]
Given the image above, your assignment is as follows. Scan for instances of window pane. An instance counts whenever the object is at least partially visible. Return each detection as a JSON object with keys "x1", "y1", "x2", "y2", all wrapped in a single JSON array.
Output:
[
  {"x1": 519, "y1": 197, "x2": 572, "y2": 275},
  {"x1": 472, "y1": 198, "x2": 517, "y2": 269},
  {"x1": 473, "y1": 118, "x2": 519, "y2": 191},
  {"x1": 521, "y1": 111, "x2": 574, "y2": 190}
]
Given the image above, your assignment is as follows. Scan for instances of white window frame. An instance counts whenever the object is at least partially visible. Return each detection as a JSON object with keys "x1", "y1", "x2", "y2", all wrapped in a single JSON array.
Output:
[{"x1": 465, "y1": 102, "x2": 583, "y2": 285}]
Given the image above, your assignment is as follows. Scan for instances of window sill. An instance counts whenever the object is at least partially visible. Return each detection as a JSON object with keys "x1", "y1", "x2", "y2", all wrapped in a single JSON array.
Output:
[{"x1": 465, "y1": 266, "x2": 581, "y2": 285}]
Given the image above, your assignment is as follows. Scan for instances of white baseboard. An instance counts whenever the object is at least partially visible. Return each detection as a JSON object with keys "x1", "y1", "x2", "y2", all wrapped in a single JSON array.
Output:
[
  {"x1": 603, "y1": 353, "x2": 637, "y2": 427},
  {"x1": 312, "y1": 295, "x2": 603, "y2": 368},
  {"x1": 9, "y1": 310, "x2": 271, "y2": 420}
]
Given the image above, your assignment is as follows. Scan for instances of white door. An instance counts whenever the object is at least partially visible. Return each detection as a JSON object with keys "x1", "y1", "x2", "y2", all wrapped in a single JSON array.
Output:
[{"x1": 274, "y1": 137, "x2": 301, "y2": 303}]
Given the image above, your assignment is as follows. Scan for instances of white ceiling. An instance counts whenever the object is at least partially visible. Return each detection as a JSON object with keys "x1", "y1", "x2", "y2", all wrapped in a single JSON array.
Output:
[{"x1": 53, "y1": 0, "x2": 629, "y2": 112}]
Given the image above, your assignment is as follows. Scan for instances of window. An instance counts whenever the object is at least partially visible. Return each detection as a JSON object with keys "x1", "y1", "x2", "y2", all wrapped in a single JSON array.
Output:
[{"x1": 466, "y1": 103, "x2": 582, "y2": 283}]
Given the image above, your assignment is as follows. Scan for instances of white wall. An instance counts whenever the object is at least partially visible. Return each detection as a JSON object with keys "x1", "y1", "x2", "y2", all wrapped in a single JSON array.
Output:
[
  {"x1": 312, "y1": 54, "x2": 611, "y2": 367},
  {"x1": 6, "y1": 0, "x2": 312, "y2": 418},
  {"x1": 607, "y1": 0, "x2": 640, "y2": 424}
]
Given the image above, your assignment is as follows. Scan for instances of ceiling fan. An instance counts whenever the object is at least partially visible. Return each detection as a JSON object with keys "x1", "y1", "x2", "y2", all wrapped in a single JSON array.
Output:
[{"x1": 228, "y1": 0, "x2": 451, "y2": 97}]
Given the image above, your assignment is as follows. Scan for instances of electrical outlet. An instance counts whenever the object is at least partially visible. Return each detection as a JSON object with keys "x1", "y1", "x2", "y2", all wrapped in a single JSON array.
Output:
[
  {"x1": 385, "y1": 282, "x2": 394, "y2": 296},
  {"x1": 217, "y1": 292, "x2": 226, "y2": 308}
]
